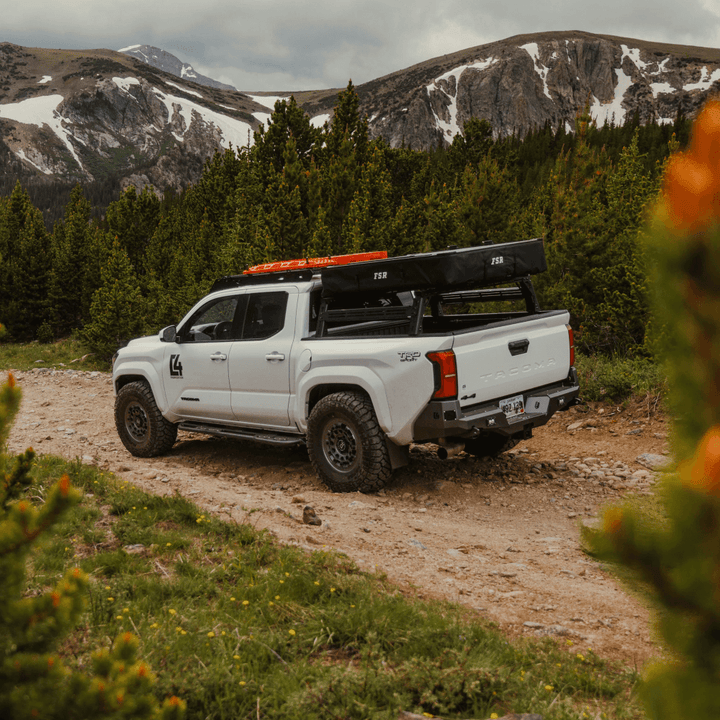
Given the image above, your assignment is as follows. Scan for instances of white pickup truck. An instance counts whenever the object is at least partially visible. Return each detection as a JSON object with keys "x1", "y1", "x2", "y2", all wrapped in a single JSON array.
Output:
[{"x1": 112, "y1": 239, "x2": 579, "y2": 492}]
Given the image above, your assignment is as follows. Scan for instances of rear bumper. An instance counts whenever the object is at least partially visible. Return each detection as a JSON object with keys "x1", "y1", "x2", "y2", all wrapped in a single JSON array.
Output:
[{"x1": 412, "y1": 368, "x2": 580, "y2": 442}]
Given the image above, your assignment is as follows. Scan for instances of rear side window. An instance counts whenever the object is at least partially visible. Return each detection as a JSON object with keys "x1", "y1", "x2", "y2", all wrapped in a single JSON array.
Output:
[{"x1": 241, "y1": 292, "x2": 289, "y2": 340}]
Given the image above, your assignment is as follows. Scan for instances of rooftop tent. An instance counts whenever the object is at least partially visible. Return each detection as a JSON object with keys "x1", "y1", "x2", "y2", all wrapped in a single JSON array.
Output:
[{"x1": 320, "y1": 238, "x2": 547, "y2": 295}]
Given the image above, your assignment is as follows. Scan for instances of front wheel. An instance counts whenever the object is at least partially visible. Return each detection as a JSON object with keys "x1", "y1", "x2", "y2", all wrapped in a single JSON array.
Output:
[
  {"x1": 115, "y1": 381, "x2": 178, "y2": 457},
  {"x1": 307, "y1": 391, "x2": 392, "y2": 493}
]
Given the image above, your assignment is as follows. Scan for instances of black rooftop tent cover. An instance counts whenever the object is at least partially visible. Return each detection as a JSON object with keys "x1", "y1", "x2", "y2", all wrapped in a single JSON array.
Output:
[{"x1": 320, "y1": 238, "x2": 547, "y2": 296}]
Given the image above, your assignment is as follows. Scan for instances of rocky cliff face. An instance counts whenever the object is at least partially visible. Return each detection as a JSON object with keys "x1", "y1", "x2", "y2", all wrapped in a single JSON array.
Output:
[
  {"x1": 2, "y1": 31, "x2": 720, "y2": 193},
  {"x1": 351, "y1": 31, "x2": 720, "y2": 149},
  {"x1": 0, "y1": 43, "x2": 266, "y2": 191}
]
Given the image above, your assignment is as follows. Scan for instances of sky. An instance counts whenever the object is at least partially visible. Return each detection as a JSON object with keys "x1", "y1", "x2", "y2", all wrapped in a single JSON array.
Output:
[{"x1": 4, "y1": 0, "x2": 720, "y2": 92}]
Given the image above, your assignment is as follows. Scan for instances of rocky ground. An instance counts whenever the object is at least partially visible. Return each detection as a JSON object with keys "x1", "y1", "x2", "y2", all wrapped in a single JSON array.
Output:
[{"x1": 4, "y1": 367, "x2": 671, "y2": 669}]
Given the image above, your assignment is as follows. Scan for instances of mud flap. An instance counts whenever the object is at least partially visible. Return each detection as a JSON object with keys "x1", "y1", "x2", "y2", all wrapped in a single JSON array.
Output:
[{"x1": 385, "y1": 438, "x2": 409, "y2": 470}]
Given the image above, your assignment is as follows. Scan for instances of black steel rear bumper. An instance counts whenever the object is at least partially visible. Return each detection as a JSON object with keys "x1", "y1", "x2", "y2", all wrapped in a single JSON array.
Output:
[{"x1": 413, "y1": 368, "x2": 580, "y2": 442}]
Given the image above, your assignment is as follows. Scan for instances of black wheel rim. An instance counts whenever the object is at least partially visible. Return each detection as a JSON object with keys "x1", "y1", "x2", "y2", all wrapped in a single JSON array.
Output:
[
  {"x1": 125, "y1": 401, "x2": 149, "y2": 443},
  {"x1": 321, "y1": 418, "x2": 360, "y2": 474}
]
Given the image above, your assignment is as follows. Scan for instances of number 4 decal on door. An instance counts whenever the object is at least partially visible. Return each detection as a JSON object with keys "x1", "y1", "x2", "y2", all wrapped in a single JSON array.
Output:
[{"x1": 169, "y1": 354, "x2": 183, "y2": 378}]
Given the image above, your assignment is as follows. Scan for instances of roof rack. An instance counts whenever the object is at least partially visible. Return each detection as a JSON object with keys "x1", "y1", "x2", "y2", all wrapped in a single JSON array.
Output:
[
  {"x1": 209, "y1": 251, "x2": 388, "y2": 293},
  {"x1": 244, "y1": 251, "x2": 387, "y2": 275}
]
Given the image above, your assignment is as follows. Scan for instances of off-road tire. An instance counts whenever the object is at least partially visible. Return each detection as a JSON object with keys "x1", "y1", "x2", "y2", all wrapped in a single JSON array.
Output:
[
  {"x1": 115, "y1": 381, "x2": 178, "y2": 457},
  {"x1": 307, "y1": 391, "x2": 392, "y2": 493},
  {"x1": 464, "y1": 433, "x2": 520, "y2": 459}
]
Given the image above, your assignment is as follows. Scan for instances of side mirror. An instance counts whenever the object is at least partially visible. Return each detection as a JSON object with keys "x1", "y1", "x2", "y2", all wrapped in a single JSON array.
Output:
[{"x1": 160, "y1": 325, "x2": 177, "y2": 343}]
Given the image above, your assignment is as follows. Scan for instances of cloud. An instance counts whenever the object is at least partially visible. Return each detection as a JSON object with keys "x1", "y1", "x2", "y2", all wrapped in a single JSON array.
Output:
[{"x1": 3, "y1": 0, "x2": 720, "y2": 91}]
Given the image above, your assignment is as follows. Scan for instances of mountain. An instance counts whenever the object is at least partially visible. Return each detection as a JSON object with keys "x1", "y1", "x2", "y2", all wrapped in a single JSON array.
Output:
[
  {"x1": 0, "y1": 43, "x2": 288, "y2": 192},
  {"x1": 338, "y1": 30, "x2": 720, "y2": 148},
  {"x1": 1, "y1": 31, "x2": 720, "y2": 195},
  {"x1": 118, "y1": 44, "x2": 236, "y2": 90}
]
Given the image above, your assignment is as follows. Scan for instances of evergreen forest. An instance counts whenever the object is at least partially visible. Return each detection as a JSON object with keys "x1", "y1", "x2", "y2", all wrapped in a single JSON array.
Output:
[{"x1": 0, "y1": 82, "x2": 692, "y2": 360}]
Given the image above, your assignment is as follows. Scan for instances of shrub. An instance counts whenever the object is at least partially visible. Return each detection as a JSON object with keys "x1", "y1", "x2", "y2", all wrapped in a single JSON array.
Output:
[
  {"x1": 589, "y1": 100, "x2": 720, "y2": 718},
  {"x1": 0, "y1": 358, "x2": 185, "y2": 719}
]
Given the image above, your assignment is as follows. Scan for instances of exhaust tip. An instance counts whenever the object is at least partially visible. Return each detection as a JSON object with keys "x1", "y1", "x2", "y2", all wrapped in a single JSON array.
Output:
[{"x1": 437, "y1": 441, "x2": 465, "y2": 460}]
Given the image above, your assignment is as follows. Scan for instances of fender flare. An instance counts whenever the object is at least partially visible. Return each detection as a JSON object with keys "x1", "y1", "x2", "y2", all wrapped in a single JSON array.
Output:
[
  {"x1": 294, "y1": 367, "x2": 392, "y2": 435},
  {"x1": 113, "y1": 361, "x2": 170, "y2": 417}
]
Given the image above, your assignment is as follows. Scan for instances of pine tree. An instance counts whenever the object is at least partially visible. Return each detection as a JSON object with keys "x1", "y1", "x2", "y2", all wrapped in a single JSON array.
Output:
[
  {"x1": 251, "y1": 96, "x2": 321, "y2": 176},
  {"x1": 325, "y1": 81, "x2": 369, "y2": 167},
  {"x1": 305, "y1": 205, "x2": 333, "y2": 258},
  {"x1": 325, "y1": 131, "x2": 357, "y2": 253},
  {"x1": 579, "y1": 131, "x2": 659, "y2": 354},
  {"x1": 534, "y1": 113, "x2": 612, "y2": 347},
  {"x1": 104, "y1": 185, "x2": 162, "y2": 276},
  {"x1": 47, "y1": 186, "x2": 94, "y2": 337},
  {"x1": 342, "y1": 144, "x2": 394, "y2": 253},
  {"x1": 82, "y1": 239, "x2": 146, "y2": 360},
  {"x1": 456, "y1": 155, "x2": 522, "y2": 247},
  {"x1": 0, "y1": 186, "x2": 51, "y2": 340},
  {"x1": 417, "y1": 180, "x2": 462, "y2": 252},
  {"x1": 0, "y1": 370, "x2": 185, "y2": 719}
]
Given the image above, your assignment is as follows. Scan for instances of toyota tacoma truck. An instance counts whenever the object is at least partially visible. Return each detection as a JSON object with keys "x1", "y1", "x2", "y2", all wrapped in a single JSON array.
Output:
[{"x1": 112, "y1": 238, "x2": 579, "y2": 492}]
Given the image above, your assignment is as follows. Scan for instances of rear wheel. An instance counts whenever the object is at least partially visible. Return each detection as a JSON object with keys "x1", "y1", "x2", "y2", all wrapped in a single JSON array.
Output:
[
  {"x1": 115, "y1": 381, "x2": 178, "y2": 457},
  {"x1": 464, "y1": 433, "x2": 519, "y2": 459},
  {"x1": 307, "y1": 391, "x2": 392, "y2": 493}
]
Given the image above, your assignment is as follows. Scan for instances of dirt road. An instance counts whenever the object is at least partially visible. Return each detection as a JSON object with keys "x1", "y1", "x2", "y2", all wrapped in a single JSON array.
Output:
[{"x1": 4, "y1": 367, "x2": 670, "y2": 668}]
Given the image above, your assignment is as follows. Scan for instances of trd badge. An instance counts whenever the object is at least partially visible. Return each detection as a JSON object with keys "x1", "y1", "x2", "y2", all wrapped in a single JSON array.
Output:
[{"x1": 169, "y1": 354, "x2": 183, "y2": 378}]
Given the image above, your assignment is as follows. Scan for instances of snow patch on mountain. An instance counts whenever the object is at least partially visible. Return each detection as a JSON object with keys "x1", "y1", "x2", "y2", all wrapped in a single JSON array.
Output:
[
  {"x1": 521, "y1": 43, "x2": 552, "y2": 100},
  {"x1": 310, "y1": 113, "x2": 330, "y2": 128},
  {"x1": 0, "y1": 94, "x2": 84, "y2": 168},
  {"x1": 247, "y1": 94, "x2": 290, "y2": 110},
  {"x1": 651, "y1": 80, "x2": 675, "y2": 97},
  {"x1": 426, "y1": 57, "x2": 498, "y2": 139},
  {"x1": 253, "y1": 112, "x2": 272, "y2": 128},
  {"x1": 150, "y1": 85, "x2": 254, "y2": 148},
  {"x1": 16, "y1": 148, "x2": 52, "y2": 174},
  {"x1": 109, "y1": 76, "x2": 253, "y2": 148},
  {"x1": 591, "y1": 67, "x2": 633, "y2": 125},
  {"x1": 685, "y1": 66, "x2": 720, "y2": 91},
  {"x1": 164, "y1": 80, "x2": 203, "y2": 98},
  {"x1": 621, "y1": 44, "x2": 649, "y2": 72}
]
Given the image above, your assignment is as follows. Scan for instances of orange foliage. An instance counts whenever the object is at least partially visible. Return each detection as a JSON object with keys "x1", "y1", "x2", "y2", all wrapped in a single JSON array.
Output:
[
  {"x1": 680, "y1": 425, "x2": 720, "y2": 495},
  {"x1": 663, "y1": 100, "x2": 720, "y2": 233},
  {"x1": 603, "y1": 506, "x2": 625, "y2": 535}
]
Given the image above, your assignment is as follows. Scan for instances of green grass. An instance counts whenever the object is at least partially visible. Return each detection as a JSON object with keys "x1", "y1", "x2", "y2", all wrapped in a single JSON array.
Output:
[
  {"x1": 0, "y1": 337, "x2": 109, "y2": 372},
  {"x1": 575, "y1": 353, "x2": 667, "y2": 404},
  {"x1": 9, "y1": 455, "x2": 644, "y2": 720}
]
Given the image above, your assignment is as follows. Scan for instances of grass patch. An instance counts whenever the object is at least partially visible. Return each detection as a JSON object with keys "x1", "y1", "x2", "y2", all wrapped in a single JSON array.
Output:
[
  {"x1": 8, "y1": 454, "x2": 645, "y2": 720},
  {"x1": 0, "y1": 336, "x2": 109, "y2": 372},
  {"x1": 575, "y1": 353, "x2": 667, "y2": 404}
]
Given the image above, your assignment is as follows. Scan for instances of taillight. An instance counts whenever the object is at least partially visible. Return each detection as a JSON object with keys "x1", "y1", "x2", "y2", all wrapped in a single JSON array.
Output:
[
  {"x1": 566, "y1": 324, "x2": 575, "y2": 367},
  {"x1": 427, "y1": 350, "x2": 458, "y2": 400}
]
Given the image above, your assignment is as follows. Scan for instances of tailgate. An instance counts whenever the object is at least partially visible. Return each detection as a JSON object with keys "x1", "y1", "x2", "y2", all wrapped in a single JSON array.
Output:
[{"x1": 452, "y1": 312, "x2": 571, "y2": 410}]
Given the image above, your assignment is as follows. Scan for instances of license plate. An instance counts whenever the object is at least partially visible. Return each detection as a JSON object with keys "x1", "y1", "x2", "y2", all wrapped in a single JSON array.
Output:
[{"x1": 500, "y1": 393, "x2": 525, "y2": 421}]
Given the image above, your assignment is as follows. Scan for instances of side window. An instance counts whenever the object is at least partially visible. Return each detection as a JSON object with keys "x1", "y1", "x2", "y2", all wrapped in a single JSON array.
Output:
[
  {"x1": 181, "y1": 296, "x2": 241, "y2": 342},
  {"x1": 241, "y1": 292, "x2": 288, "y2": 340}
]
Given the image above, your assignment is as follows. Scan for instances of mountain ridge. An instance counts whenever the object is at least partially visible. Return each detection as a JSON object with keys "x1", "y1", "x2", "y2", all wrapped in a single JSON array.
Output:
[
  {"x1": 118, "y1": 44, "x2": 236, "y2": 91},
  {"x1": 1, "y1": 30, "x2": 719, "y2": 193}
]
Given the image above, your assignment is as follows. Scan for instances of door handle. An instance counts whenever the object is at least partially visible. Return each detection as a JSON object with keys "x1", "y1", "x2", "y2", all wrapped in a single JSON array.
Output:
[
  {"x1": 265, "y1": 352, "x2": 285, "y2": 362},
  {"x1": 210, "y1": 352, "x2": 227, "y2": 361}
]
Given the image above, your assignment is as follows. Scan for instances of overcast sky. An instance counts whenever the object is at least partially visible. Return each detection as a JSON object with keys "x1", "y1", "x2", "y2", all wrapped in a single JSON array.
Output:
[{"x1": 4, "y1": 0, "x2": 720, "y2": 91}]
